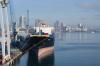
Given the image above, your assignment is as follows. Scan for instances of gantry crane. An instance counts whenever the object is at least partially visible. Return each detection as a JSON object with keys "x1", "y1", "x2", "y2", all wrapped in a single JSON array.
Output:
[{"x1": 0, "y1": 0, "x2": 11, "y2": 63}]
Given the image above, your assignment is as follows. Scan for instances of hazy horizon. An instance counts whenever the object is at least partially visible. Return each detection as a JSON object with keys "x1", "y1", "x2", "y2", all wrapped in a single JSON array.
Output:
[{"x1": 13, "y1": 0, "x2": 100, "y2": 26}]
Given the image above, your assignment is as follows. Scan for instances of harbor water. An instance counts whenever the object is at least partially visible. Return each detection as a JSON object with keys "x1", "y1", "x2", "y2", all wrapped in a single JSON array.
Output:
[
  {"x1": 55, "y1": 32, "x2": 100, "y2": 66},
  {"x1": 5, "y1": 32, "x2": 100, "y2": 66}
]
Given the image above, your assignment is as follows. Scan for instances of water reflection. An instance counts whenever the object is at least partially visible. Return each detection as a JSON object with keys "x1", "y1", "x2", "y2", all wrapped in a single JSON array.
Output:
[
  {"x1": 55, "y1": 32, "x2": 66, "y2": 40},
  {"x1": 55, "y1": 32, "x2": 100, "y2": 43},
  {"x1": 27, "y1": 49, "x2": 38, "y2": 66}
]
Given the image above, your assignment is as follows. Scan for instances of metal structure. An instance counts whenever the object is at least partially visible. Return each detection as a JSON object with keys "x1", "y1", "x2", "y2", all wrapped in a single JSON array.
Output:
[
  {"x1": 9, "y1": 0, "x2": 17, "y2": 38},
  {"x1": 0, "y1": 0, "x2": 11, "y2": 63}
]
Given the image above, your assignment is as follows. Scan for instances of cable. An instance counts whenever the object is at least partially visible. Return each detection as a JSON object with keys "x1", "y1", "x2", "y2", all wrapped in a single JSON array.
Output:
[{"x1": 22, "y1": 37, "x2": 48, "y2": 53}]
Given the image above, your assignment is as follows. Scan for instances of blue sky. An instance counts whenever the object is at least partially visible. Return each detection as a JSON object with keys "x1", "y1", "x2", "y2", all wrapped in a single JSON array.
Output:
[{"x1": 13, "y1": 0, "x2": 100, "y2": 26}]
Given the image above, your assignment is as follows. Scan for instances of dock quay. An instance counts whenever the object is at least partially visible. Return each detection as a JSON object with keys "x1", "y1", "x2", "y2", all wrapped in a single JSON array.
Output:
[{"x1": 0, "y1": 48, "x2": 22, "y2": 66}]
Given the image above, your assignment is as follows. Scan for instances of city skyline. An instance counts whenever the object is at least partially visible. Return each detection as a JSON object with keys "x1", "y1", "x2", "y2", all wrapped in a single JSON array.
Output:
[{"x1": 14, "y1": 0, "x2": 100, "y2": 26}]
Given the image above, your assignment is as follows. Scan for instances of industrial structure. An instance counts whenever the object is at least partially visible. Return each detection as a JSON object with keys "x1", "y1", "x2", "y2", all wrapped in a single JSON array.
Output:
[{"x1": 0, "y1": 0, "x2": 11, "y2": 63}]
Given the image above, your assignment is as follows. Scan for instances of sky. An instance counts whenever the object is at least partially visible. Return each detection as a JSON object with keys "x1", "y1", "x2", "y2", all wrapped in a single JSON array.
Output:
[{"x1": 13, "y1": 0, "x2": 100, "y2": 26}]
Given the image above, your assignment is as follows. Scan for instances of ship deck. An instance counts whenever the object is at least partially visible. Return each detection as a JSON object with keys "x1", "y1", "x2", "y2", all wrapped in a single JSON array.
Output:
[{"x1": 30, "y1": 35, "x2": 49, "y2": 38}]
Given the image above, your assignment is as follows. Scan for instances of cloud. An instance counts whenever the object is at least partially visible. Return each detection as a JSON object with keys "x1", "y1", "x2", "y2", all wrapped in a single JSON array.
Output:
[{"x1": 80, "y1": 0, "x2": 100, "y2": 11}]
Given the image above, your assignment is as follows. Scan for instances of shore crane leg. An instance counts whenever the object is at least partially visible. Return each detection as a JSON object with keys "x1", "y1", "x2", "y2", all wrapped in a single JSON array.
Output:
[{"x1": 0, "y1": 0, "x2": 11, "y2": 64}]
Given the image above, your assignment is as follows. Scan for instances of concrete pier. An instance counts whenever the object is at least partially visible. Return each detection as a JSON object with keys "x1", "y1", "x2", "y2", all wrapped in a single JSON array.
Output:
[{"x1": 0, "y1": 48, "x2": 22, "y2": 66}]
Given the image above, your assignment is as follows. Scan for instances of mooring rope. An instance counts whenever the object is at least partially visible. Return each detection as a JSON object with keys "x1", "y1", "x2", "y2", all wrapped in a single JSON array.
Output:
[{"x1": 21, "y1": 37, "x2": 49, "y2": 53}]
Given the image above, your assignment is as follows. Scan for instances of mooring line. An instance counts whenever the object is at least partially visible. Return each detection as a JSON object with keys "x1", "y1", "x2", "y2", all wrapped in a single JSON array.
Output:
[{"x1": 22, "y1": 37, "x2": 48, "y2": 53}]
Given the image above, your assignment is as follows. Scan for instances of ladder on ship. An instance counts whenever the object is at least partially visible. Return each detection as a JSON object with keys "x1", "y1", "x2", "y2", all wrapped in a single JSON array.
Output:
[{"x1": 0, "y1": 0, "x2": 11, "y2": 63}]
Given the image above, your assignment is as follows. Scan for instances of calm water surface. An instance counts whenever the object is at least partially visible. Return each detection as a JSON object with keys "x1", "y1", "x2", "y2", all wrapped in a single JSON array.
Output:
[
  {"x1": 55, "y1": 32, "x2": 100, "y2": 66},
  {"x1": 6, "y1": 32, "x2": 100, "y2": 66}
]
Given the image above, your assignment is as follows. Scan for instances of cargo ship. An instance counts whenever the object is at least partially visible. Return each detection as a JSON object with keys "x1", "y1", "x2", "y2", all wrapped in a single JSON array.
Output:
[
  {"x1": 31, "y1": 22, "x2": 55, "y2": 60},
  {"x1": 29, "y1": 22, "x2": 54, "y2": 60},
  {"x1": 13, "y1": 22, "x2": 55, "y2": 60}
]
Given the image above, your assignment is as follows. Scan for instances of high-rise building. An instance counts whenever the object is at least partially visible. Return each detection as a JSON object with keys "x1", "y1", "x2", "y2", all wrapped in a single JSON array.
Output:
[
  {"x1": 19, "y1": 16, "x2": 27, "y2": 29},
  {"x1": 35, "y1": 19, "x2": 48, "y2": 27},
  {"x1": 54, "y1": 21, "x2": 60, "y2": 31},
  {"x1": 35, "y1": 19, "x2": 40, "y2": 27}
]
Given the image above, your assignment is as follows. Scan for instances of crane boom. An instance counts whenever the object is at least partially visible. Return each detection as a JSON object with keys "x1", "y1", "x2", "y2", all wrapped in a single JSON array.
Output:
[{"x1": 9, "y1": 0, "x2": 17, "y2": 39}]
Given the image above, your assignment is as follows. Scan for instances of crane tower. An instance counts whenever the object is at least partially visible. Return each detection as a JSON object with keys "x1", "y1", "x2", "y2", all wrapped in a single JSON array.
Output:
[{"x1": 0, "y1": 0, "x2": 11, "y2": 63}]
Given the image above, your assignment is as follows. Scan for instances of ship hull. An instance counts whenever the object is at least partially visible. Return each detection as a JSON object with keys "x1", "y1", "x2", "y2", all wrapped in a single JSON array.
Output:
[
  {"x1": 38, "y1": 46, "x2": 54, "y2": 60},
  {"x1": 29, "y1": 35, "x2": 54, "y2": 60},
  {"x1": 16, "y1": 34, "x2": 54, "y2": 61}
]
